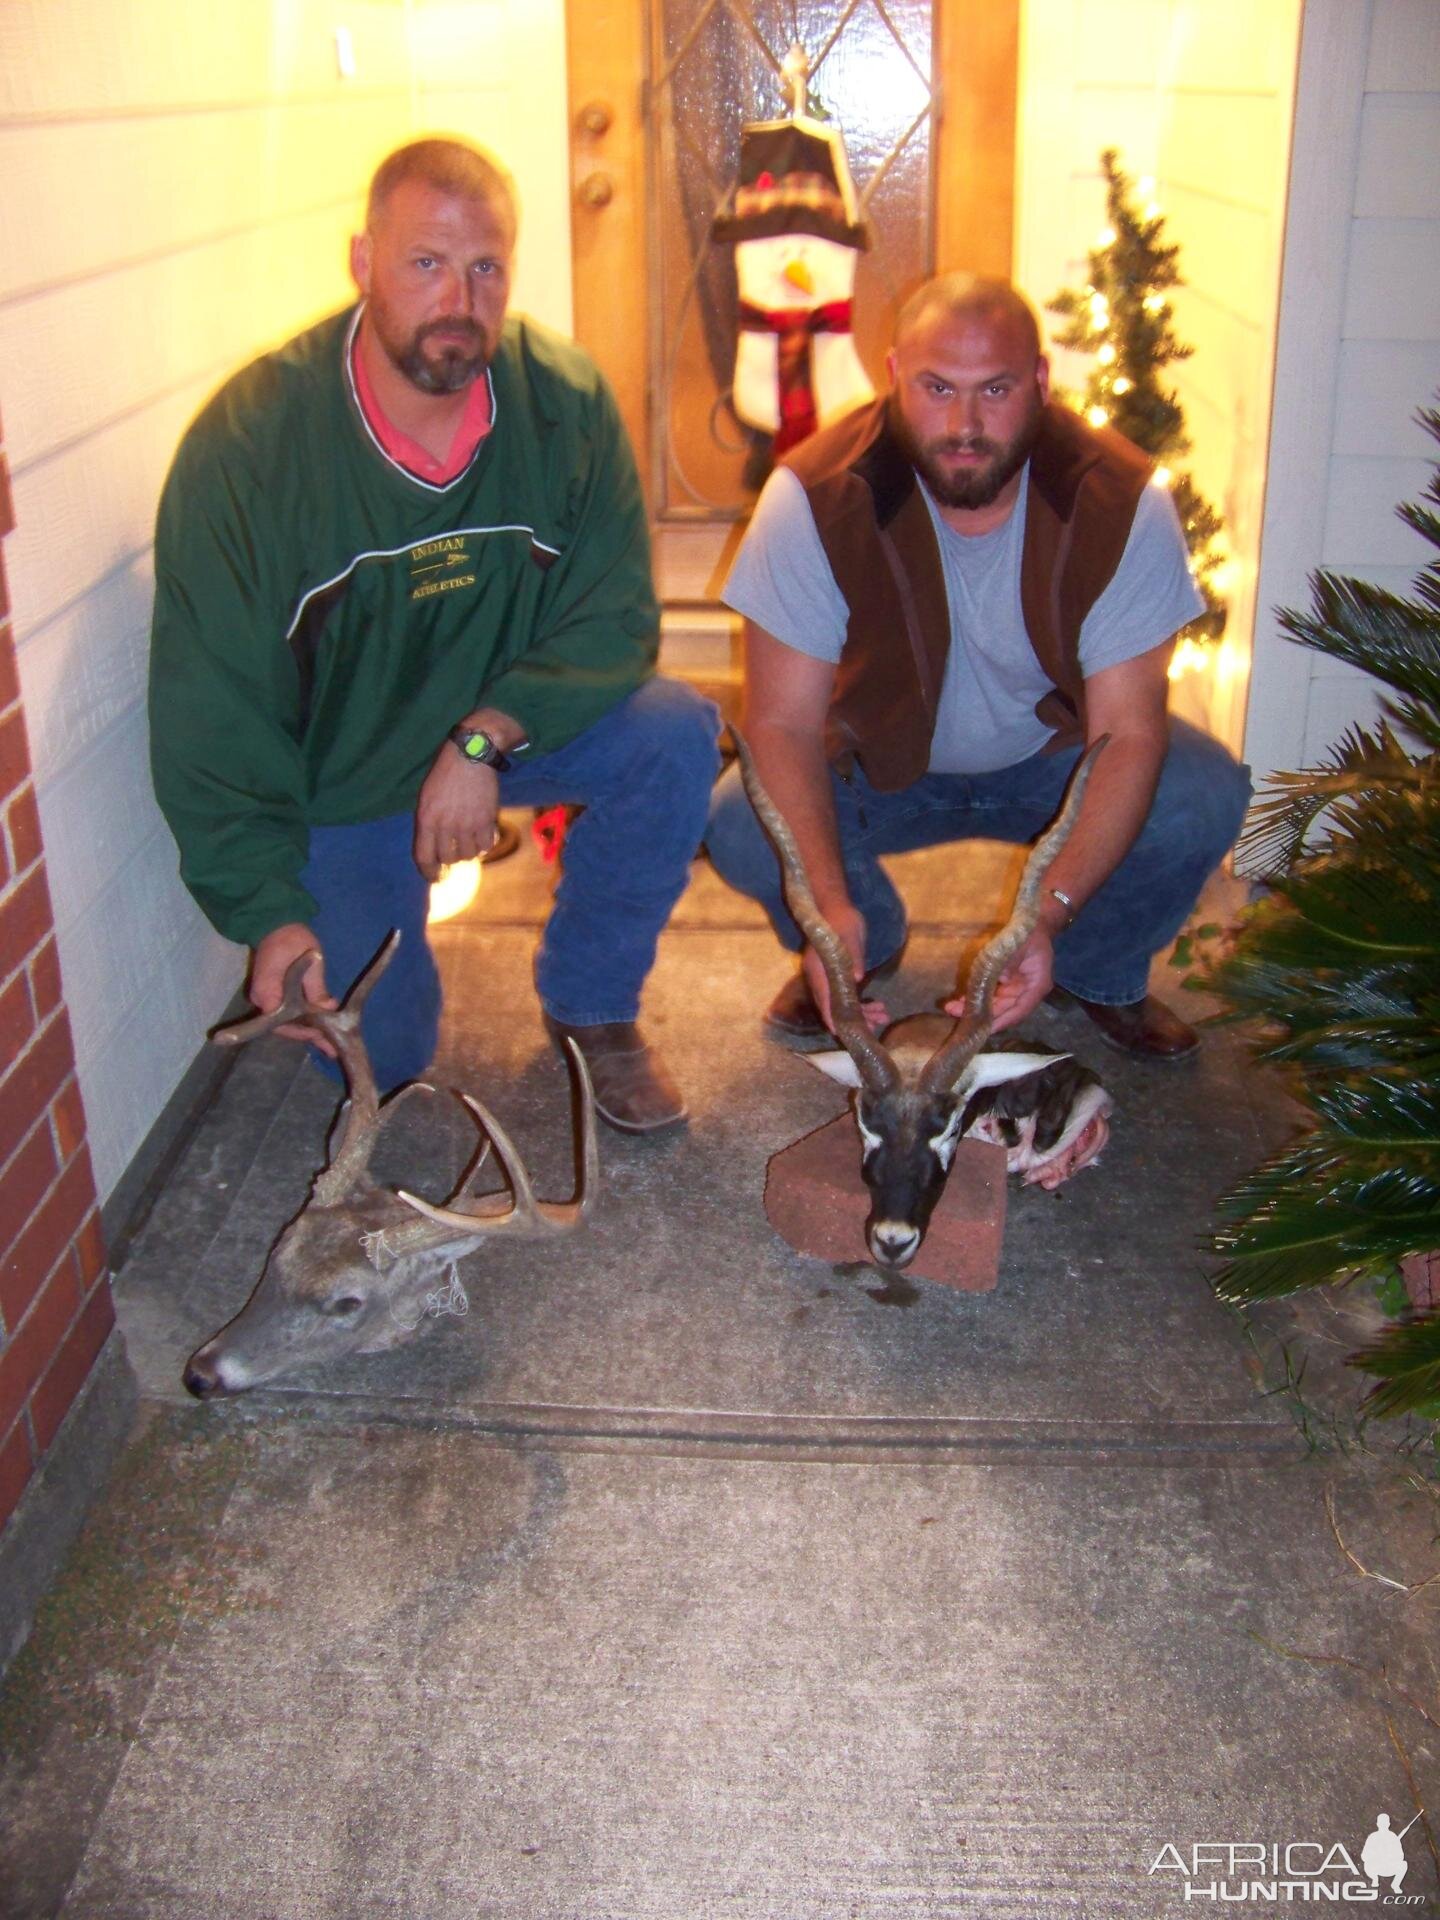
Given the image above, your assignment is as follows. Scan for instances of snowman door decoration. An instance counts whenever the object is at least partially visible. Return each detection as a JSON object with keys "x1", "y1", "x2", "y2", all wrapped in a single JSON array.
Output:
[{"x1": 711, "y1": 45, "x2": 876, "y2": 456}]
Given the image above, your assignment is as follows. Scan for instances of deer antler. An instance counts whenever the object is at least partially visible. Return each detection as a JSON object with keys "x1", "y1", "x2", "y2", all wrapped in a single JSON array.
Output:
[
  {"x1": 730, "y1": 726, "x2": 899, "y2": 1093},
  {"x1": 391, "y1": 1040, "x2": 599, "y2": 1246},
  {"x1": 918, "y1": 738, "x2": 1107, "y2": 1094},
  {"x1": 213, "y1": 930, "x2": 400, "y2": 1207}
]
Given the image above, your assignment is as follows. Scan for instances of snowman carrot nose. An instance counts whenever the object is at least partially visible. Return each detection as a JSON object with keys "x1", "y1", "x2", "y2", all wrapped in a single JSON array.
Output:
[{"x1": 782, "y1": 258, "x2": 814, "y2": 294}]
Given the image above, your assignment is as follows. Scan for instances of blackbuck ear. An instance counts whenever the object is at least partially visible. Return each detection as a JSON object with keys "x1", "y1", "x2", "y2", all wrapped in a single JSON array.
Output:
[
  {"x1": 804, "y1": 1050, "x2": 864, "y2": 1088},
  {"x1": 963, "y1": 1049, "x2": 1071, "y2": 1091}
]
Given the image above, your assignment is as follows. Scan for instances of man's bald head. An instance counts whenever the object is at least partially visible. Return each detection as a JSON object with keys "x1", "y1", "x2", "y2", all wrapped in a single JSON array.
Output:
[
  {"x1": 886, "y1": 274, "x2": 1049, "y2": 515},
  {"x1": 894, "y1": 274, "x2": 1043, "y2": 361}
]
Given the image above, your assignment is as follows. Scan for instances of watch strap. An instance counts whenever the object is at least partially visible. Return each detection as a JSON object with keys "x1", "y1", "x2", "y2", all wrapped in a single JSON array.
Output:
[{"x1": 448, "y1": 725, "x2": 512, "y2": 773}]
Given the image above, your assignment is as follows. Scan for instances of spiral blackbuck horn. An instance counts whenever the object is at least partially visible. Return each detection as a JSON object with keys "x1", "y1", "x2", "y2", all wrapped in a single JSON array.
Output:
[
  {"x1": 732, "y1": 729, "x2": 1113, "y2": 1270},
  {"x1": 183, "y1": 932, "x2": 598, "y2": 1397}
]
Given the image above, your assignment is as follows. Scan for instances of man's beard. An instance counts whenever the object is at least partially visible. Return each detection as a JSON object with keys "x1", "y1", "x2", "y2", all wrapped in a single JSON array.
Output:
[
  {"x1": 892, "y1": 389, "x2": 1044, "y2": 510},
  {"x1": 388, "y1": 317, "x2": 491, "y2": 395}
]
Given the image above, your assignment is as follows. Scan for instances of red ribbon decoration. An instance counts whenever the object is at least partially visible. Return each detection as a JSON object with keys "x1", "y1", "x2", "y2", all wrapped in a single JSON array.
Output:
[
  {"x1": 531, "y1": 805, "x2": 569, "y2": 865},
  {"x1": 736, "y1": 300, "x2": 855, "y2": 453}
]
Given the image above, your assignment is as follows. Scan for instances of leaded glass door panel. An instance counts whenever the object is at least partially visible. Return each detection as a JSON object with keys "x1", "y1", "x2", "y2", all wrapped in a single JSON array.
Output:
[{"x1": 648, "y1": 0, "x2": 937, "y2": 522}]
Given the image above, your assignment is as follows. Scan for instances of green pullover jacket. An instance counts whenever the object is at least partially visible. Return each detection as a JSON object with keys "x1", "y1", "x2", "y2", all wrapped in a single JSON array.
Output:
[{"x1": 149, "y1": 306, "x2": 658, "y2": 946}]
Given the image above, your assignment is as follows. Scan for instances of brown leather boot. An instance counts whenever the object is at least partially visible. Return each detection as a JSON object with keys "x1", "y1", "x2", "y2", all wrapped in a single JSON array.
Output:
[
  {"x1": 1046, "y1": 986, "x2": 1199, "y2": 1061},
  {"x1": 763, "y1": 953, "x2": 903, "y2": 1041},
  {"x1": 542, "y1": 1017, "x2": 687, "y2": 1133}
]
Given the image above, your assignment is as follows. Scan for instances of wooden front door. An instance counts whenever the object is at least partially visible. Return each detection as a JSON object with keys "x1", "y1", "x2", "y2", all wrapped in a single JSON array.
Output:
[{"x1": 566, "y1": 0, "x2": 1017, "y2": 595}]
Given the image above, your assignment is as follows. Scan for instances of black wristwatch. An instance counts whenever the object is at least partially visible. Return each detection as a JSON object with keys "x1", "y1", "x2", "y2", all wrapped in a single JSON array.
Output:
[{"x1": 448, "y1": 725, "x2": 513, "y2": 773}]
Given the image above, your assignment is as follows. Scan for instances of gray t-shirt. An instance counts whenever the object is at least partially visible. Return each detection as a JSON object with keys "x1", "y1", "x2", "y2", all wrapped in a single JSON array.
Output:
[{"x1": 722, "y1": 461, "x2": 1205, "y2": 773}]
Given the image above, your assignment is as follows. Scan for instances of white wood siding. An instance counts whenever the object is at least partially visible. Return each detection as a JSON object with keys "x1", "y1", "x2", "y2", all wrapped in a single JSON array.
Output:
[
  {"x1": 1014, "y1": 0, "x2": 1303, "y2": 756},
  {"x1": 0, "y1": 0, "x2": 573, "y2": 1201},
  {"x1": 1246, "y1": 0, "x2": 1440, "y2": 823}
]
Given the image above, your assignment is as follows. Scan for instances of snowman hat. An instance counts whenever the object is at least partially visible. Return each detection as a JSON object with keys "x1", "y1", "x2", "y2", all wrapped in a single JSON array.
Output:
[{"x1": 711, "y1": 114, "x2": 871, "y2": 252}]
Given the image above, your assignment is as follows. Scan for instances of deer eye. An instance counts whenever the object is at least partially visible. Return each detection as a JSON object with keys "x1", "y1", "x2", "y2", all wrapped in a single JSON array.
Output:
[
  {"x1": 323, "y1": 1293, "x2": 365, "y2": 1318},
  {"x1": 855, "y1": 1104, "x2": 884, "y2": 1157},
  {"x1": 928, "y1": 1109, "x2": 965, "y2": 1170}
]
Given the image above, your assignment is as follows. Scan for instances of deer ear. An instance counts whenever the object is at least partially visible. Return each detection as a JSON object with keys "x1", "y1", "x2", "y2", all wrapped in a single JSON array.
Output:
[
  {"x1": 805, "y1": 1049, "x2": 863, "y2": 1088},
  {"x1": 966, "y1": 1049, "x2": 1071, "y2": 1092}
]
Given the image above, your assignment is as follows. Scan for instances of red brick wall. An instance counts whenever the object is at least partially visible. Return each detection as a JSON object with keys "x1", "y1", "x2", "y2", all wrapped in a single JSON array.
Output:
[{"x1": 0, "y1": 416, "x2": 114, "y2": 1538}]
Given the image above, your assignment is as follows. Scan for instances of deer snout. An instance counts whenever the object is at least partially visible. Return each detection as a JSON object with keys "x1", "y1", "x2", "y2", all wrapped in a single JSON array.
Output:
[
  {"x1": 868, "y1": 1219, "x2": 922, "y2": 1268},
  {"x1": 183, "y1": 1340, "x2": 256, "y2": 1398},
  {"x1": 183, "y1": 1348, "x2": 227, "y2": 1398}
]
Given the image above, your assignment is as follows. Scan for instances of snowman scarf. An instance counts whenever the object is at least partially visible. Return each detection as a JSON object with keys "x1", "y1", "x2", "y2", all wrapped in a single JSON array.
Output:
[{"x1": 737, "y1": 298, "x2": 856, "y2": 452}]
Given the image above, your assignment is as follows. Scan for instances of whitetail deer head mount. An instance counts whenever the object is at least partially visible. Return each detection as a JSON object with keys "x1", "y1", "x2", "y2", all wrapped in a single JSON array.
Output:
[
  {"x1": 732, "y1": 729, "x2": 1111, "y2": 1269},
  {"x1": 183, "y1": 932, "x2": 597, "y2": 1397}
]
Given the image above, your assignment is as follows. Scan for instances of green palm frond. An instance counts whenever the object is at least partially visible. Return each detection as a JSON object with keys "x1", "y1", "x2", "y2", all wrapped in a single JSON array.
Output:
[
  {"x1": 1213, "y1": 1169, "x2": 1440, "y2": 1301},
  {"x1": 1238, "y1": 725, "x2": 1423, "y2": 872},
  {"x1": 1205, "y1": 1003, "x2": 1440, "y2": 1076},
  {"x1": 1278, "y1": 572, "x2": 1440, "y2": 716},
  {"x1": 1205, "y1": 408, "x2": 1440, "y2": 1414},
  {"x1": 1320, "y1": 799, "x2": 1440, "y2": 882},
  {"x1": 1396, "y1": 432, "x2": 1440, "y2": 559},
  {"x1": 1279, "y1": 1035, "x2": 1440, "y2": 1077},
  {"x1": 1216, "y1": 1135, "x2": 1440, "y2": 1224},
  {"x1": 1204, "y1": 958, "x2": 1406, "y2": 1026},
  {"x1": 1205, "y1": 855, "x2": 1438, "y2": 992},
  {"x1": 1349, "y1": 1311, "x2": 1440, "y2": 1418},
  {"x1": 1278, "y1": 864, "x2": 1438, "y2": 955},
  {"x1": 1205, "y1": 931, "x2": 1428, "y2": 1022},
  {"x1": 1382, "y1": 703, "x2": 1440, "y2": 753},
  {"x1": 1310, "y1": 1075, "x2": 1440, "y2": 1142}
]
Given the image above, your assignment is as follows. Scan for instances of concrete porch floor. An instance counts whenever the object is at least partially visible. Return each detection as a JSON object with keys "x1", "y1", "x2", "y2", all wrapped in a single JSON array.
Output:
[{"x1": 3, "y1": 830, "x2": 1437, "y2": 1918}]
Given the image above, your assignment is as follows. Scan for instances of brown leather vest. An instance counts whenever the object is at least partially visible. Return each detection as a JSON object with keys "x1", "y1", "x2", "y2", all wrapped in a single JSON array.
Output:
[{"x1": 782, "y1": 398, "x2": 1154, "y2": 790}]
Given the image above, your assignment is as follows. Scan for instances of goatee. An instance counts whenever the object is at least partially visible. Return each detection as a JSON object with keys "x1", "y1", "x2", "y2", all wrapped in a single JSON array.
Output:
[
  {"x1": 891, "y1": 391, "x2": 1044, "y2": 511},
  {"x1": 398, "y1": 319, "x2": 490, "y2": 395}
]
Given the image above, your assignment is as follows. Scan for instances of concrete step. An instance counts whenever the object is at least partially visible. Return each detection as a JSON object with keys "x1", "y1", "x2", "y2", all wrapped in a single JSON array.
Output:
[
  {"x1": 652, "y1": 520, "x2": 743, "y2": 602},
  {"x1": 659, "y1": 604, "x2": 742, "y2": 727}
]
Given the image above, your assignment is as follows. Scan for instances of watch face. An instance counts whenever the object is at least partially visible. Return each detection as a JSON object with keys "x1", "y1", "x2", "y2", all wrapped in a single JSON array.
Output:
[{"x1": 461, "y1": 732, "x2": 493, "y2": 760}]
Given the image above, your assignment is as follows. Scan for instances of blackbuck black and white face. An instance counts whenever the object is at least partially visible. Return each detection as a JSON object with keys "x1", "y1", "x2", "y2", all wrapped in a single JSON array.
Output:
[
  {"x1": 731, "y1": 728, "x2": 1111, "y2": 1270},
  {"x1": 183, "y1": 933, "x2": 596, "y2": 1397},
  {"x1": 855, "y1": 1085, "x2": 965, "y2": 1268},
  {"x1": 806, "y1": 1028, "x2": 1104, "y2": 1267}
]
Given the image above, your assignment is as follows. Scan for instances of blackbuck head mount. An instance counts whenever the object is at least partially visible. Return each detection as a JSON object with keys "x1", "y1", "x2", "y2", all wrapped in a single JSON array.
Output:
[
  {"x1": 183, "y1": 931, "x2": 597, "y2": 1398},
  {"x1": 732, "y1": 730, "x2": 1113, "y2": 1270}
]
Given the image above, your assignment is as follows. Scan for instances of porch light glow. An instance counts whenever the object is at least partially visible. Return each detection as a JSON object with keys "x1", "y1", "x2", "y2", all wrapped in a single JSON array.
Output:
[
  {"x1": 1167, "y1": 636, "x2": 1210, "y2": 681},
  {"x1": 1167, "y1": 634, "x2": 1242, "y2": 685},
  {"x1": 1216, "y1": 636, "x2": 1246, "y2": 684},
  {"x1": 427, "y1": 859, "x2": 482, "y2": 924}
]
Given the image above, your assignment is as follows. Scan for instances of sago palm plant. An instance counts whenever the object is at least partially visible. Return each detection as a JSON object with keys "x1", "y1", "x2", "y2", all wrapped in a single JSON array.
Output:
[{"x1": 1203, "y1": 406, "x2": 1440, "y2": 1417}]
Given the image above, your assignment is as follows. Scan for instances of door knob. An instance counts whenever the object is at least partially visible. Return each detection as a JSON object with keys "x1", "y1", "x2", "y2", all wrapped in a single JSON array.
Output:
[
  {"x1": 577, "y1": 171, "x2": 615, "y2": 209},
  {"x1": 576, "y1": 100, "x2": 613, "y2": 137}
]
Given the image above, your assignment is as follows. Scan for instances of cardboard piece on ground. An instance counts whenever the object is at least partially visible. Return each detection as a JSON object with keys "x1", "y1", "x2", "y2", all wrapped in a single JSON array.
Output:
[{"x1": 763, "y1": 1111, "x2": 1006, "y2": 1290}]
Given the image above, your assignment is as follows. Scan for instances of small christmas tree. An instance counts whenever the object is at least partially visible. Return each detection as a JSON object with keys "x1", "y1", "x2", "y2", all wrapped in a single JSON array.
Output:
[{"x1": 1048, "y1": 148, "x2": 1227, "y2": 647}]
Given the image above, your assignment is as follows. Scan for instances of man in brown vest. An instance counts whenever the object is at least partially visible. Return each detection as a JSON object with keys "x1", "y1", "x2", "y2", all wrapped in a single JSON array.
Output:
[{"x1": 704, "y1": 273, "x2": 1251, "y2": 1059}]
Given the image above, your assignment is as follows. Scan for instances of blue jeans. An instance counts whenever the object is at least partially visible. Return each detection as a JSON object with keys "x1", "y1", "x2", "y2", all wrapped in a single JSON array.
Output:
[
  {"x1": 704, "y1": 719, "x2": 1251, "y2": 1006},
  {"x1": 302, "y1": 676, "x2": 721, "y2": 1090}
]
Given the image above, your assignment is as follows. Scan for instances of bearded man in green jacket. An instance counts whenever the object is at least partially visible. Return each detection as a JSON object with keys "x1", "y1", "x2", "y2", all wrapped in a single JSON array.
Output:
[{"x1": 150, "y1": 137, "x2": 719, "y2": 1132}]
